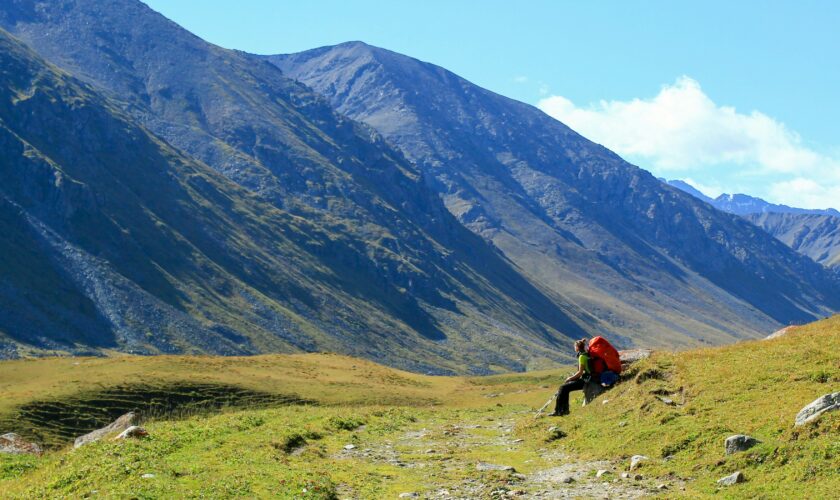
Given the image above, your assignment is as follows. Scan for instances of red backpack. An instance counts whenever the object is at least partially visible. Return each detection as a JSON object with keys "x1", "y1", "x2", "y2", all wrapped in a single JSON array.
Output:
[{"x1": 588, "y1": 336, "x2": 622, "y2": 374}]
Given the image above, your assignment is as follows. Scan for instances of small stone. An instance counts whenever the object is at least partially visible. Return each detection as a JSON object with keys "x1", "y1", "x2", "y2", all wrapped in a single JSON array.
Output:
[
  {"x1": 633, "y1": 474, "x2": 643, "y2": 481},
  {"x1": 795, "y1": 392, "x2": 839, "y2": 426},
  {"x1": 425, "y1": 448, "x2": 435, "y2": 454},
  {"x1": 511, "y1": 438, "x2": 524, "y2": 443},
  {"x1": 618, "y1": 421, "x2": 627, "y2": 427},
  {"x1": 398, "y1": 493, "x2": 419, "y2": 499},
  {"x1": 560, "y1": 475, "x2": 574, "y2": 484},
  {"x1": 717, "y1": 471, "x2": 745, "y2": 486},
  {"x1": 658, "y1": 396, "x2": 675, "y2": 405},
  {"x1": 476, "y1": 462, "x2": 515, "y2": 472},
  {"x1": 141, "y1": 473, "x2": 155, "y2": 479},
  {"x1": 724, "y1": 435, "x2": 760, "y2": 454},
  {"x1": 343, "y1": 444, "x2": 356, "y2": 450},
  {"x1": 602, "y1": 399, "x2": 610, "y2": 405},
  {"x1": 595, "y1": 469, "x2": 609, "y2": 478},
  {"x1": 629, "y1": 455, "x2": 649, "y2": 470},
  {"x1": 657, "y1": 484, "x2": 668, "y2": 490},
  {"x1": 621, "y1": 473, "x2": 630, "y2": 479},
  {"x1": 113, "y1": 426, "x2": 148, "y2": 441}
]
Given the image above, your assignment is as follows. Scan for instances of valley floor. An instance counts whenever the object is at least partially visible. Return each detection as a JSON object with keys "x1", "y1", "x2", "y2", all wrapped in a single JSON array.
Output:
[{"x1": 0, "y1": 316, "x2": 838, "y2": 498}]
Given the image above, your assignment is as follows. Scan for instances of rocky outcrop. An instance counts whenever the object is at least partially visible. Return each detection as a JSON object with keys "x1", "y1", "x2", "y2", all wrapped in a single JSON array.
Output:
[
  {"x1": 0, "y1": 432, "x2": 42, "y2": 455},
  {"x1": 113, "y1": 425, "x2": 148, "y2": 441},
  {"x1": 619, "y1": 349, "x2": 653, "y2": 365},
  {"x1": 74, "y1": 412, "x2": 140, "y2": 448},
  {"x1": 725, "y1": 435, "x2": 760, "y2": 454},
  {"x1": 629, "y1": 455, "x2": 648, "y2": 471},
  {"x1": 795, "y1": 392, "x2": 840, "y2": 426}
]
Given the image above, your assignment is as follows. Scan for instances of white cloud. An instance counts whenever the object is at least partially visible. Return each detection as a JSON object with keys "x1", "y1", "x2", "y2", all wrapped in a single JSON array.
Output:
[
  {"x1": 537, "y1": 76, "x2": 840, "y2": 210},
  {"x1": 681, "y1": 178, "x2": 723, "y2": 198},
  {"x1": 768, "y1": 178, "x2": 840, "y2": 211}
]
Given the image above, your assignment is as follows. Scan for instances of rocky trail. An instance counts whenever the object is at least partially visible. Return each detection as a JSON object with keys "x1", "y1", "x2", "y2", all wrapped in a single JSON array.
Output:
[{"x1": 333, "y1": 410, "x2": 668, "y2": 499}]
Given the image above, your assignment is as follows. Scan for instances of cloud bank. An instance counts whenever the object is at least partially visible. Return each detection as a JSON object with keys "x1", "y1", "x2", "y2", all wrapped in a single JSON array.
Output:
[{"x1": 537, "y1": 77, "x2": 840, "y2": 210}]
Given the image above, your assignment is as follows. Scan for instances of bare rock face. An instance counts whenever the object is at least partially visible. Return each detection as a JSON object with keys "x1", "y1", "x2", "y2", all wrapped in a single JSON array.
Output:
[
  {"x1": 795, "y1": 392, "x2": 840, "y2": 426},
  {"x1": 725, "y1": 435, "x2": 760, "y2": 454},
  {"x1": 0, "y1": 432, "x2": 42, "y2": 455},
  {"x1": 74, "y1": 412, "x2": 140, "y2": 448}
]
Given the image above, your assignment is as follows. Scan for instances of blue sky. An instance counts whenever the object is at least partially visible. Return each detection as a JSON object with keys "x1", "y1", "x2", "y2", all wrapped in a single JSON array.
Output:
[{"x1": 143, "y1": 0, "x2": 840, "y2": 209}]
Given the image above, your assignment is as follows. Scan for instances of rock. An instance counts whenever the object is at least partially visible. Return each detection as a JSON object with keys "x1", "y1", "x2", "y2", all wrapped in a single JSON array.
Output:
[
  {"x1": 582, "y1": 380, "x2": 607, "y2": 405},
  {"x1": 398, "y1": 493, "x2": 419, "y2": 499},
  {"x1": 425, "y1": 448, "x2": 436, "y2": 454},
  {"x1": 619, "y1": 349, "x2": 653, "y2": 365},
  {"x1": 658, "y1": 396, "x2": 676, "y2": 405},
  {"x1": 141, "y1": 473, "x2": 155, "y2": 479},
  {"x1": 657, "y1": 484, "x2": 668, "y2": 490},
  {"x1": 343, "y1": 444, "x2": 356, "y2": 450},
  {"x1": 633, "y1": 474, "x2": 643, "y2": 481},
  {"x1": 546, "y1": 427, "x2": 566, "y2": 441},
  {"x1": 717, "y1": 471, "x2": 745, "y2": 486},
  {"x1": 724, "y1": 435, "x2": 760, "y2": 454},
  {"x1": 618, "y1": 421, "x2": 627, "y2": 427},
  {"x1": 602, "y1": 399, "x2": 610, "y2": 405},
  {"x1": 476, "y1": 462, "x2": 515, "y2": 472},
  {"x1": 629, "y1": 455, "x2": 649, "y2": 471},
  {"x1": 795, "y1": 392, "x2": 839, "y2": 426},
  {"x1": 0, "y1": 433, "x2": 42, "y2": 455},
  {"x1": 114, "y1": 426, "x2": 148, "y2": 441},
  {"x1": 74, "y1": 412, "x2": 140, "y2": 448},
  {"x1": 620, "y1": 473, "x2": 631, "y2": 479},
  {"x1": 560, "y1": 475, "x2": 574, "y2": 484},
  {"x1": 595, "y1": 469, "x2": 609, "y2": 478},
  {"x1": 511, "y1": 438, "x2": 524, "y2": 443}
]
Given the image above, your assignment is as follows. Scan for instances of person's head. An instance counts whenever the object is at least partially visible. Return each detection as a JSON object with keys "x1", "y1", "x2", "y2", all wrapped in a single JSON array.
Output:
[{"x1": 574, "y1": 339, "x2": 587, "y2": 353}]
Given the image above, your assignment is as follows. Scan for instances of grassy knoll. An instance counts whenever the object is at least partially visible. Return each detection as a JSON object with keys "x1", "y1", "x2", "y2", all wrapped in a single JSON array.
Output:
[{"x1": 0, "y1": 316, "x2": 837, "y2": 498}]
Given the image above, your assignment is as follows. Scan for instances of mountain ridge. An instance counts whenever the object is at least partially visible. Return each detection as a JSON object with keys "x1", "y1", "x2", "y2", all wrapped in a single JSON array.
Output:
[{"x1": 272, "y1": 41, "x2": 840, "y2": 344}]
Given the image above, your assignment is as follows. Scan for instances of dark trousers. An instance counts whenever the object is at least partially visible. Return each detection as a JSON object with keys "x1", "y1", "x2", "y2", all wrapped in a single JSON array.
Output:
[{"x1": 554, "y1": 378, "x2": 586, "y2": 415}]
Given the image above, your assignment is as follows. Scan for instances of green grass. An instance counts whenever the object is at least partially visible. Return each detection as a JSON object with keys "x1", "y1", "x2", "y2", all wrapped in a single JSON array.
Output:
[{"x1": 0, "y1": 316, "x2": 838, "y2": 498}]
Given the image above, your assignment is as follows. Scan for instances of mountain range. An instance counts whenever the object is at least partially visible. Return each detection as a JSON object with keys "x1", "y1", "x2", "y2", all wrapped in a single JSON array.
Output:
[
  {"x1": 666, "y1": 180, "x2": 840, "y2": 268},
  {"x1": 0, "y1": 0, "x2": 838, "y2": 371}
]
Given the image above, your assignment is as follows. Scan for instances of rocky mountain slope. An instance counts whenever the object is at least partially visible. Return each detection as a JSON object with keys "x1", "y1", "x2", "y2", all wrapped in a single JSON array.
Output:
[
  {"x1": 667, "y1": 180, "x2": 840, "y2": 268},
  {"x1": 744, "y1": 212, "x2": 840, "y2": 268},
  {"x1": 271, "y1": 42, "x2": 840, "y2": 346},
  {"x1": 0, "y1": 26, "x2": 596, "y2": 373}
]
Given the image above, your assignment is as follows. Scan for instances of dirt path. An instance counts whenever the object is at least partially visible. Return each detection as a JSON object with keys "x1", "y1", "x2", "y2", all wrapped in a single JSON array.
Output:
[{"x1": 334, "y1": 410, "x2": 664, "y2": 499}]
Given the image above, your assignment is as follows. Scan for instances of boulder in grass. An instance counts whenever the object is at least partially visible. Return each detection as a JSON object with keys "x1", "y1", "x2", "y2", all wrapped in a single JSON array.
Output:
[
  {"x1": 629, "y1": 455, "x2": 648, "y2": 471},
  {"x1": 0, "y1": 433, "x2": 42, "y2": 455},
  {"x1": 795, "y1": 392, "x2": 839, "y2": 426},
  {"x1": 74, "y1": 412, "x2": 140, "y2": 448},
  {"x1": 717, "y1": 471, "x2": 745, "y2": 486},
  {"x1": 618, "y1": 349, "x2": 653, "y2": 365},
  {"x1": 724, "y1": 435, "x2": 760, "y2": 454},
  {"x1": 113, "y1": 426, "x2": 148, "y2": 441}
]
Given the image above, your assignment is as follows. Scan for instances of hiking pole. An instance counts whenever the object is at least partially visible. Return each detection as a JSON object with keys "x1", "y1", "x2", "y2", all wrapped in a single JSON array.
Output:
[{"x1": 535, "y1": 391, "x2": 558, "y2": 418}]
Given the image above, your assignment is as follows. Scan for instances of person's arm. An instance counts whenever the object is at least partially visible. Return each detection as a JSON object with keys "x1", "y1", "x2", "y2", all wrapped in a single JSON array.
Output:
[{"x1": 565, "y1": 357, "x2": 585, "y2": 382}]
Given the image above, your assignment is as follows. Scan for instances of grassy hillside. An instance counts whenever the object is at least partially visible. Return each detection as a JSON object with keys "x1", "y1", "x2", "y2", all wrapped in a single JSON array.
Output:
[{"x1": 0, "y1": 316, "x2": 837, "y2": 498}]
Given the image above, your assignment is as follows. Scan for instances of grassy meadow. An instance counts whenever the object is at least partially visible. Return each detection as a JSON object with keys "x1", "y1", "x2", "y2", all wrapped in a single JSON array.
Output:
[{"x1": 0, "y1": 316, "x2": 837, "y2": 498}]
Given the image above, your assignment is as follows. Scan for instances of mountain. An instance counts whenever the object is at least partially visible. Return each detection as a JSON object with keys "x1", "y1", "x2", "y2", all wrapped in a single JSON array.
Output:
[
  {"x1": 666, "y1": 180, "x2": 840, "y2": 268},
  {"x1": 0, "y1": 22, "x2": 599, "y2": 374},
  {"x1": 666, "y1": 180, "x2": 840, "y2": 217},
  {"x1": 271, "y1": 42, "x2": 840, "y2": 346},
  {"x1": 744, "y1": 213, "x2": 840, "y2": 268},
  {"x1": 658, "y1": 179, "x2": 714, "y2": 204}
]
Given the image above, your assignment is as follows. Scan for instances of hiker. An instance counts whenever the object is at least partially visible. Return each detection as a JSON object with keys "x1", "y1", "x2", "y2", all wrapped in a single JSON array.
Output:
[{"x1": 550, "y1": 339, "x2": 591, "y2": 416}]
